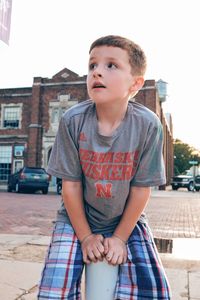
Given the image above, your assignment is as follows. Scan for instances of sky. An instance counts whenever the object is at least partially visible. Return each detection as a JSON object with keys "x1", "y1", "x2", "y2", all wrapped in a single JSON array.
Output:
[{"x1": 0, "y1": 0, "x2": 200, "y2": 151}]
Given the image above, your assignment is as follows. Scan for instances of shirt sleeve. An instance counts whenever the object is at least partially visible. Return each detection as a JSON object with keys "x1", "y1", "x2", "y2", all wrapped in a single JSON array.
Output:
[
  {"x1": 131, "y1": 120, "x2": 166, "y2": 187},
  {"x1": 47, "y1": 116, "x2": 82, "y2": 181}
]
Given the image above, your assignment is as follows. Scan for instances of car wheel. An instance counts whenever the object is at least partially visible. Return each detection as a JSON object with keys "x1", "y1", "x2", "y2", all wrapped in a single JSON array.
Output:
[
  {"x1": 7, "y1": 185, "x2": 12, "y2": 192},
  {"x1": 188, "y1": 182, "x2": 194, "y2": 191},
  {"x1": 42, "y1": 188, "x2": 48, "y2": 194},
  {"x1": 172, "y1": 186, "x2": 178, "y2": 190},
  {"x1": 57, "y1": 184, "x2": 62, "y2": 195},
  {"x1": 195, "y1": 188, "x2": 200, "y2": 191}
]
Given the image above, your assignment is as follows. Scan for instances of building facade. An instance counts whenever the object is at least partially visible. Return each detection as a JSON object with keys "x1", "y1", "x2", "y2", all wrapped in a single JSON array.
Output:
[{"x1": 0, "y1": 68, "x2": 173, "y2": 188}]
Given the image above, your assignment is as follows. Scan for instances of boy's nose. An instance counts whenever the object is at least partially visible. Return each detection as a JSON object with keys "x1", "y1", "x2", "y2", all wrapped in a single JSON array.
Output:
[
  {"x1": 93, "y1": 71, "x2": 102, "y2": 78},
  {"x1": 92, "y1": 66, "x2": 103, "y2": 78}
]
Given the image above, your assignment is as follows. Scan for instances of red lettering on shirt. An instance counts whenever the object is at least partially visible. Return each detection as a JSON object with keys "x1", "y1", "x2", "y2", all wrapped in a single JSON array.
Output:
[
  {"x1": 79, "y1": 132, "x2": 87, "y2": 142},
  {"x1": 95, "y1": 182, "x2": 112, "y2": 198},
  {"x1": 80, "y1": 148, "x2": 139, "y2": 181}
]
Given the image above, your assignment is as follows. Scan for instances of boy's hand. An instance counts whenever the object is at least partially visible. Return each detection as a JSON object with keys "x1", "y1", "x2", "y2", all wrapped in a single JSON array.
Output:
[
  {"x1": 81, "y1": 234, "x2": 104, "y2": 264},
  {"x1": 104, "y1": 235, "x2": 127, "y2": 265}
]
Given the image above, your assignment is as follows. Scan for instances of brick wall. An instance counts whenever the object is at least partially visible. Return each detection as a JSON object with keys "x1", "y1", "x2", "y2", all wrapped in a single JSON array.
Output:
[
  {"x1": 135, "y1": 80, "x2": 174, "y2": 186},
  {"x1": 0, "y1": 69, "x2": 173, "y2": 186}
]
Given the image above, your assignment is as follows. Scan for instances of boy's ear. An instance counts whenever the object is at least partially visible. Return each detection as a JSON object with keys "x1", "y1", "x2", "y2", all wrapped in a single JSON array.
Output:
[{"x1": 130, "y1": 76, "x2": 145, "y2": 94}]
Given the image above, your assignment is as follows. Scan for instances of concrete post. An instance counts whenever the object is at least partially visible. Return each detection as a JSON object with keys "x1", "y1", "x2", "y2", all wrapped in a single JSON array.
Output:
[{"x1": 85, "y1": 259, "x2": 119, "y2": 300}]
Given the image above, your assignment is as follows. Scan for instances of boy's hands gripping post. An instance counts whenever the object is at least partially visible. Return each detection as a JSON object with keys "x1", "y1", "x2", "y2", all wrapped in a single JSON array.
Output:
[
  {"x1": 81, "y1": 233, "x2": 127, "y2": 265},
  {"x1": 81, "y1": 234, "x2": 105, "y2": 264},
  {"x1": 104, "y1": 235, "x2": 127, "y2": 265}
]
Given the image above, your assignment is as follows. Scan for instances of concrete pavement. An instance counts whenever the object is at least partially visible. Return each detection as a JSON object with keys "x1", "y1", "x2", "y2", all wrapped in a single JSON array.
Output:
[
  {"x1": 1, "y1": 234, "x2": 200, "y2": 300},
  {"x1": 0, "y1": 189, "x2": 200, "y2": 299}
]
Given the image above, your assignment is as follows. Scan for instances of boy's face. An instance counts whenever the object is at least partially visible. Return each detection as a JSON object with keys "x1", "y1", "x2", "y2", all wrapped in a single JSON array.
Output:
[{"x1": 87, "y1": 46, "x2": 140, "y2": 105}]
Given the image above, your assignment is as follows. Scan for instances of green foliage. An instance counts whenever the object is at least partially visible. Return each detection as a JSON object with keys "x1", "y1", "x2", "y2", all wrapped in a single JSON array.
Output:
[{"x1": 173, "y1": 139, "x2": 200, "y2": 175}]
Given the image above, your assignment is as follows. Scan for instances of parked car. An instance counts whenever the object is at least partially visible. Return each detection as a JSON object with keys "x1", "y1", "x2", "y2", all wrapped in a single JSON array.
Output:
[
  {"x1": 171, "y1": 171, "x2": 194, "y2": 191},
  {"x1": 56, "y1": 177, "x2": 62, "y2": 195},
  {"x1": 7, "y1": 167, "x2": 51, "y2": 194},
  {"x1": 194, "y1": 175, "x2": 200, "y2": 191}
]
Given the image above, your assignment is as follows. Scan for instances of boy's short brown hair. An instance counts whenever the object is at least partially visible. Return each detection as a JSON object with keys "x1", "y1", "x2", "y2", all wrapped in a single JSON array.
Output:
[{"x1": 89, "y1": 35, "x2": 147, "y2": 77}]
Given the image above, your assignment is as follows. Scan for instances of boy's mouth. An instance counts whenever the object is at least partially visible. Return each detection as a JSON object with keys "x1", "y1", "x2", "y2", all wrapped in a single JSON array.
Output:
[{"x1": 92, "y1": 82, "x2": 106, "y2": 89}]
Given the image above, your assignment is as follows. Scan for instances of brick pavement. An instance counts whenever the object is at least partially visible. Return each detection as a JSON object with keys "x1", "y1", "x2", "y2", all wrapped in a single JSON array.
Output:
[
  {"x1": 0, "y1": 191, "x2": 59, "y2": 235},
  {"x1": 146, "y1": 189, "x2": 200, "y2": 239},
  {"x1": 0, "y1": 189, "x2": 200, "y2": 238}
]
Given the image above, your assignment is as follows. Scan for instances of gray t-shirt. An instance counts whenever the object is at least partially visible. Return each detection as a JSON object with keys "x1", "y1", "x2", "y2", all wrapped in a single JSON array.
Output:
[{"x1": 47, "y1": 99, "x2": 166, "y2": 234}]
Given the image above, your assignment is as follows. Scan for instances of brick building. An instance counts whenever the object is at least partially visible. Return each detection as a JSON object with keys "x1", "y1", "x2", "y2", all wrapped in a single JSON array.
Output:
[{"x1": 0, "y1": 68, "x2": 173, "y2": 188}]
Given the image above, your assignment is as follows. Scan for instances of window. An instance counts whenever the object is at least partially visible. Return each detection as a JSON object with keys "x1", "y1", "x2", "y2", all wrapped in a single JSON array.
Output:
[
  {"x1": 0, "y1": 146, "x2": 12, "y2": 180},
  {"x1": 51, "y1": 108, "x2": 60, "y2": 123},
  {"x1": 24, "y1": 167, "x2": 46, "y2": 174},
  {"x1": 50, "y1": 107, "x2": 66, "y2": 132},
  {"x1": 48, "y1": 94, "x2": 77, "y2": 134},
  {"x1": 2, "y1": 106, "x2": 21, "y2": 129},
  {"x1": 4, "y1": 106, "x2": 20, "y2": 128}
]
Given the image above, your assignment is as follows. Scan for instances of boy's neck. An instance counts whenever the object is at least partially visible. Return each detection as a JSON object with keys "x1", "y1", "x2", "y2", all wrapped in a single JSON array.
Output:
[{"x1": 96, "y1": 102, "x2": 128, "y2": 136}]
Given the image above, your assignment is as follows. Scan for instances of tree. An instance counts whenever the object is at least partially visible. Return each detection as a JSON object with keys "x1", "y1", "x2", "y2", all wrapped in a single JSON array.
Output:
[{"x1": 173, "y1": 139, "x2": 200, "y2": 175}]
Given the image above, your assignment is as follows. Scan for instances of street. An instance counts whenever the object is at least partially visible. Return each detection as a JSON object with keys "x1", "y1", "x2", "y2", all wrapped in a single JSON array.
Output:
[
  {"x1": 0, "y1": 191, "x2": 60, "y2": 236},
  {"x1": 0, "y1": 188, "x2": 200, "y2": 238},
  {"x1": 147, "y1": 189, "x2": 200, "y2": 238}
]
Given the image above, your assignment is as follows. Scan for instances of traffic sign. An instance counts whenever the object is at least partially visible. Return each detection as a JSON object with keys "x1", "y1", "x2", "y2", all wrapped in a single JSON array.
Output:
[{"x1": 189, "y1": 161, "x2": 198, "y2": 165}]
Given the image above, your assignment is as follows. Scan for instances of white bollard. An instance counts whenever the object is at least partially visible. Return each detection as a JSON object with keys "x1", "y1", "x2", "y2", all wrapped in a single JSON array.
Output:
[{"x1": 85, "y1": 259, "x2": 119, "y2": 300}]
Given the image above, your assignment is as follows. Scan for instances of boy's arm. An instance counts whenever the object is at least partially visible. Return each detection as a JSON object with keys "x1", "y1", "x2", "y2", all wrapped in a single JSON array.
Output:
[
  {"x1": 62, "y1": 180, "x2": 91, "y2": 240},
  {"x1": 104, "y1": 186, "x2": 151, "y2": 265},
  {"x1": 62, "y1": 180, "x2": 104, "y2": 263},
  {"x1": 113, "y1": 186, "x2": 151, "y2": 241}
]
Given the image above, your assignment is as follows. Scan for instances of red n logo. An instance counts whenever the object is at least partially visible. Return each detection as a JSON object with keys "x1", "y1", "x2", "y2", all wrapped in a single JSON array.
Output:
[{"x1": 95, "y1": 182, "x2": 112, "y2": 198}]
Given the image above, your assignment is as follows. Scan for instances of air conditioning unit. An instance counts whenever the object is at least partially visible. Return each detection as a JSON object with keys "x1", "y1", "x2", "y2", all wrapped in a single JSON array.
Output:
[{"x1": 15, "y1": 149, "x2": 23, "y2": 157}]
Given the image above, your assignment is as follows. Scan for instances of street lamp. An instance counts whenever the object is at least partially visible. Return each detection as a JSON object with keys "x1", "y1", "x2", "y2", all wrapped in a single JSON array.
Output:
[{"x1": 189, "y1": 150, "x2": 199, "y2": 192}]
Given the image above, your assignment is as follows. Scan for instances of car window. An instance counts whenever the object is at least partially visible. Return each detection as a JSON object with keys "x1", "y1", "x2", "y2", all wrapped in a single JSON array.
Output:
[
  {"x1": 182, "y1": 170, "x2": 192, "y2": 176},
  {"x1": 24, "y1": 168, "x2": 46, "y2": 174}
]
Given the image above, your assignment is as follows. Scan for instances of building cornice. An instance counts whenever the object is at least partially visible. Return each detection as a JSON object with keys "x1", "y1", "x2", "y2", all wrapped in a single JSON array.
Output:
[
  {"x1": 0, "y1": 135, "x2": 28, "y2": 139},
  {"x1": 33, "y1": 80, "x2": 86, "y2": 87}
]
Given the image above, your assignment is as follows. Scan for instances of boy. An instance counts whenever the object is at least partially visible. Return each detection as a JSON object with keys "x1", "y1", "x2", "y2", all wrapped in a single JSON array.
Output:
[{"x1": 38, "y1": 35, "x2": 171, "y2": 299}]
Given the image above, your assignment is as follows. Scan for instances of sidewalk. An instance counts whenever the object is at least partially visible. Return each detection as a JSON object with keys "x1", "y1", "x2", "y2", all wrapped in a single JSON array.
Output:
[
  {"x1": 1, "y1": 234, "x2": 200, "y2": 300},
  {"x1": 0, "y1": 234, "x2": 48, "y2": 300}
]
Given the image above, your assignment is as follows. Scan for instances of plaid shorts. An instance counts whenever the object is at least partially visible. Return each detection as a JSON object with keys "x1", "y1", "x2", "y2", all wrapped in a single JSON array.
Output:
[{"x1": 37, "y1": 221, "x2": 171, "y2": 299}]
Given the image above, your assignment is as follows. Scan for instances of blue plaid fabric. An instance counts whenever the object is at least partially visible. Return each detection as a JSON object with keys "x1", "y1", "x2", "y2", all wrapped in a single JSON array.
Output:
[
  {"x1": 115, "y1": 222, "x2": 171, "y2": 299},
  {"x1": 38, "y1": 222, "x2": 171, "y2": 299}
]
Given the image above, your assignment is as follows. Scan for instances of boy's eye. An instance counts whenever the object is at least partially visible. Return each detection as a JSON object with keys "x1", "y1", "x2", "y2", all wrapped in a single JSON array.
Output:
[
  {"x1": 107, "y1": 62, "x2": 117, "y2": 69},
  {"x1": 89, "y1": 63, "x2": 97, "y2": 70}
]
